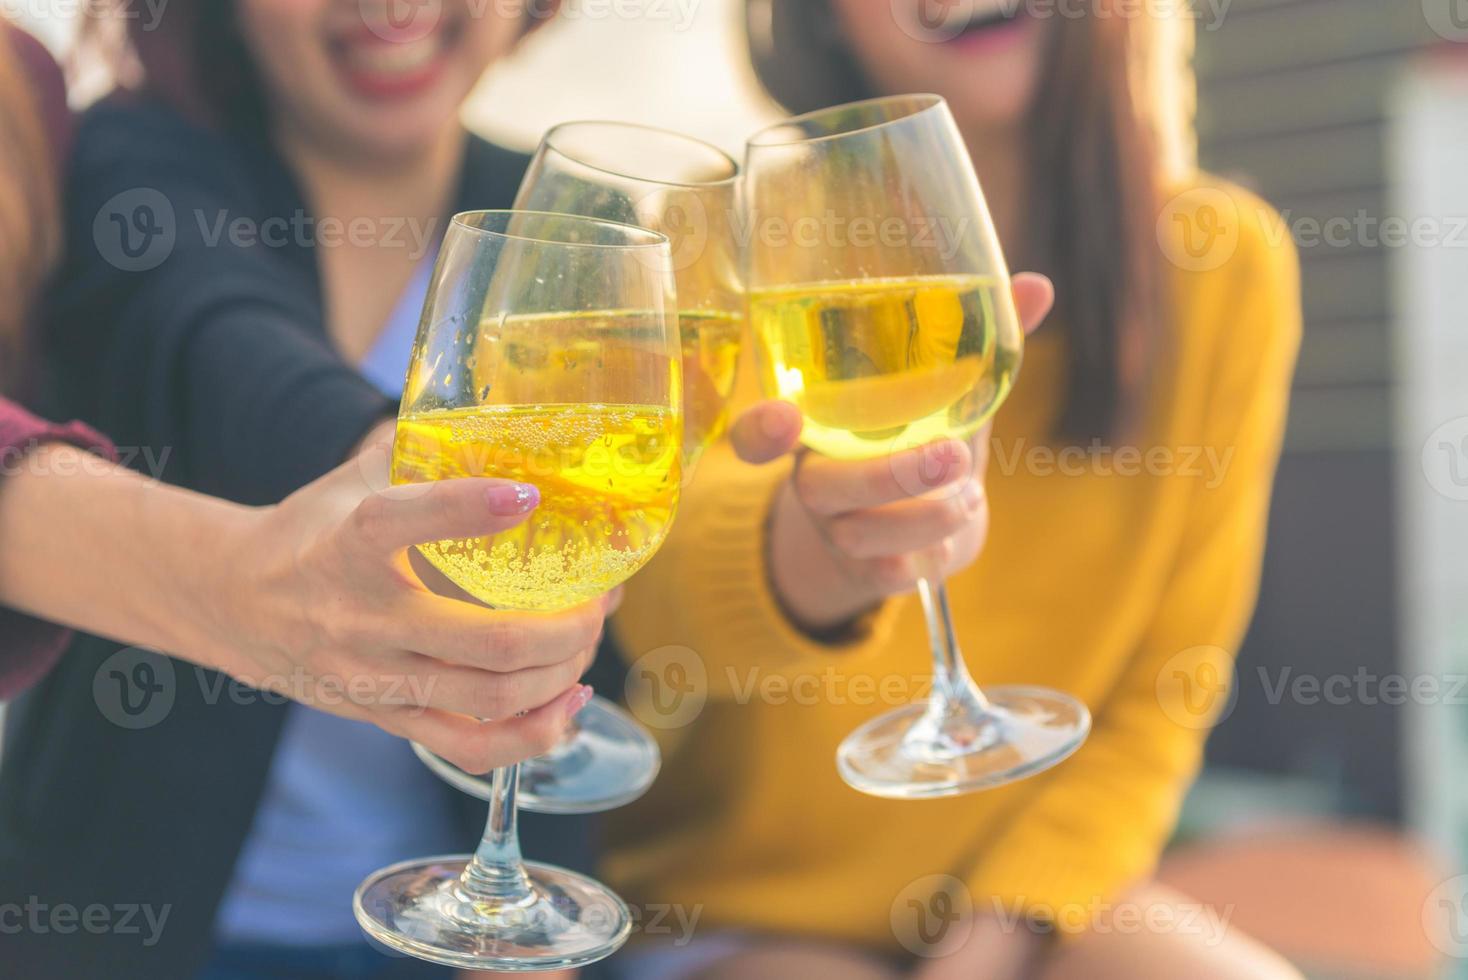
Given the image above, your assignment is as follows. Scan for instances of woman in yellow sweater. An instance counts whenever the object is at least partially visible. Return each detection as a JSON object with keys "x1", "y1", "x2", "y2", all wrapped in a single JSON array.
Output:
[{"x1": 608, "y1": 1, "x2": 1302, "y2": 978}]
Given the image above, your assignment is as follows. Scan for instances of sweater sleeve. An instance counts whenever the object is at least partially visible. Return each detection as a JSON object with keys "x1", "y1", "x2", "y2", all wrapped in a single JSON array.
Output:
[
  {"x1": 44, "y1": 102, "x2": 392, "y2": 505},
  {"x1": 962, "y1": 188, "x2": 1303, "y2": 933},
  {"x1": 0, "y1": 400, "x2": 117, "y2": 700},
  {"x1": 611, "y1": 340, "x2": 909, "y2": 700}
]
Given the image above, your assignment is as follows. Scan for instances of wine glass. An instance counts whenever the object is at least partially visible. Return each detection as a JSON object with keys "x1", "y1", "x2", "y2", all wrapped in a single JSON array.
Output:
[
  {"x1": 744, "y1": 95, "x2": 1091, "y2": 799},
  {"x1": 355, "y1": 210, "x2": 680, "y2": 970},
  {"x1": 410, "y1": 122, "x2": 743, "y2": 815}
]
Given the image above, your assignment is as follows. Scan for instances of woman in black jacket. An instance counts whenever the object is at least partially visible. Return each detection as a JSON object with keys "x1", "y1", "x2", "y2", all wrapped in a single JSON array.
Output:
[{"x1": 4, "y1": 3, "x2": 601, "y2": 977}]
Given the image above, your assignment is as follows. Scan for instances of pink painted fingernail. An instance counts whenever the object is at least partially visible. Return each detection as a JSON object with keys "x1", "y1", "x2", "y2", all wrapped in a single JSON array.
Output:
[
  {"x1": 486, "y1": 483, "x2": 539, "y2": 514},
  {"x1": 566, "y1": 684, "x2": 594, "y2": 719}
]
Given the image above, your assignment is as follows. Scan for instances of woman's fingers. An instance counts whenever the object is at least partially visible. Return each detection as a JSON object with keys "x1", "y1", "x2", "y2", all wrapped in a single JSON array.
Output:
[
  {"x1": 386, "y1": 592, "x2": 609, "y2": 672},
  {"x1": 823, "y1": 480, "x2": 987, "y2": 560},
  {"x1": 728, "y1": 400, "x2": 803, "y2": 464},
  {"x1": 386, "y1": 643, "x2": 598, "y2": 720},
  {"x1": 794, "y1": 439, "x2": 973, "y2": 516},
  {"x1": 345, "y1": 478, "x2": 542, "y2": 560},
  {"x1": 389, "y1": 685, "x2": 596, "y2": 775},
  {"x1": 856, "y1": 528, "x2": 983, "y2": 595},
  {"x1": 1011, "y1": 272, "x2": 1055, "y2": 336}
]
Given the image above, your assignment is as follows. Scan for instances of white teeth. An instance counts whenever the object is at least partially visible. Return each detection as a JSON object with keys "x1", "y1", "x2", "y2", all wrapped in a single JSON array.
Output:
[{"x1": 344, "y1": 36, "x2": 439, "y2": 76}]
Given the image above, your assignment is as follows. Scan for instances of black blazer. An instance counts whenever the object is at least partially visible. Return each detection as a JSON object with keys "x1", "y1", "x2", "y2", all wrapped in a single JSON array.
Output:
[{"x1": 2, "y1": 98, "x2": 603, "y2": 979}]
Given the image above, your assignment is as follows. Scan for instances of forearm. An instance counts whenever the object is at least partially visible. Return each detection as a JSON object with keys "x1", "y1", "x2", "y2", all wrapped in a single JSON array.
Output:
[{"x1": 0, "y1": 444, "x2": 250, "y2": 665}]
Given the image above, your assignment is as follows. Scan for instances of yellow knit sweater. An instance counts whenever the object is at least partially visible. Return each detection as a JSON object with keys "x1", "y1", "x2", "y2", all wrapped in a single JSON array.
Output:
[{"x1": 606, "y1": 175, "x2": 1302, "y2": 952}]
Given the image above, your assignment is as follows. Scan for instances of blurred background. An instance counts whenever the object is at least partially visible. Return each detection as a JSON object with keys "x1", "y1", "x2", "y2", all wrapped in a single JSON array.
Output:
[{"x1": 10, "y1": 0, "x2": 1468, "y2": 976}]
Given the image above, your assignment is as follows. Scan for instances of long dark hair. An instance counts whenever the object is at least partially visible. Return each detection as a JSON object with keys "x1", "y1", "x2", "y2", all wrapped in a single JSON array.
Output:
[
  {"x1": 0, "y1": 25, "x2": 61, "y2": 396},
  {"x1": 746, "y1": 0, "x2": 1164, "y2": 442}
]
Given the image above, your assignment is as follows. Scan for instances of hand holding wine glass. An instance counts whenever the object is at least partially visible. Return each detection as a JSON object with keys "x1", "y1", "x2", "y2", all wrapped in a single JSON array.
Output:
[
  {"x1": 210, "y1": 451, "x2": 614, "y2": 773},
  {"x1": 727, "y1": 273, "x2": 1053, "y2": 632},
  {"x1": 355, "y1": 210, "x2": 679, "y2": 972},
  {"x1": 743, "y1": 94, "x2": 1088, "y2": 797},
  {"x1": 404, "y1": 122, "x2": 744, "y2": 816}
]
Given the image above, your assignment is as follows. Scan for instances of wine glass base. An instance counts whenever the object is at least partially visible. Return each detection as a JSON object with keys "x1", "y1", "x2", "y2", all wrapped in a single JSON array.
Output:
[
  {"x1": 837, "y1": 685, "x2": 1090, "y2": 799},
  {"x1": 412, "y1": 697, "x2": 660, "y2": 814},
  {"x1": 354, "y1": 855, "x2": 631, "y2": 972}
]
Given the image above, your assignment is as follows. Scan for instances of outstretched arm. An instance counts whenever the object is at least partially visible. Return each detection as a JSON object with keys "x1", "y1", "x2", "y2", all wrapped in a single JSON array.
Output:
[{"x1": 0, "y1": 425, "x2": 608, "y2": 774}]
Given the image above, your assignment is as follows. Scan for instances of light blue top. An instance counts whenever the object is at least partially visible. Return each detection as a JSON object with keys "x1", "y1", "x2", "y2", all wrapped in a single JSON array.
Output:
[{"x1": 213, "y1": 254, "x2": 457, "y2": 946}]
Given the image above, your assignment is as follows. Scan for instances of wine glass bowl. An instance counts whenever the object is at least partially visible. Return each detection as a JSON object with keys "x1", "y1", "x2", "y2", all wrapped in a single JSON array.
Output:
[
  {"x1": 411, "y1": 123, "x2": 744, "y2": 817},
  {"x1": 744, "y1": 95, "x2": 1090, "y2": 798},
  {"x1": 519, "y1": 121, "x2": 744, "y2": 472},
  {"x1": 355, "y1": 210, "x2": 678, "y2": 971}
]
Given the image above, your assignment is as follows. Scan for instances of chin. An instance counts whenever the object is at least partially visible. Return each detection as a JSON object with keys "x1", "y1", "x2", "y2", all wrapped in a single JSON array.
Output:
[
  {"x1": 325, "y1": 88, "x2": 467, "y2": 160},
  {"x1": 346, "y1": 120, "x2": 458, "y2": 162},
  {"x1": 946, "y1": 93, "x2": 1033, "y2": 134}
]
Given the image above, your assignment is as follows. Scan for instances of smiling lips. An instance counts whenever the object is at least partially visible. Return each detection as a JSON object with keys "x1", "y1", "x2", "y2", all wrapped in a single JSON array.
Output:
[
  {"x1": 330, "y1": 10, "x2": 462, "y2": 100},
  {"x1": 940, "y1": 6, "x2": 1033, "y2": 53}
]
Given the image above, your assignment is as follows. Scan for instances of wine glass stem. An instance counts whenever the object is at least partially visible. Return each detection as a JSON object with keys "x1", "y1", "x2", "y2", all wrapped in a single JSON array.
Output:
[
  {"x1": 457, "y1": 764, "x2": 536, "y2": 909},
  {"x1": 916, "y1": 576, "x2": 991, "y2": 711}
]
